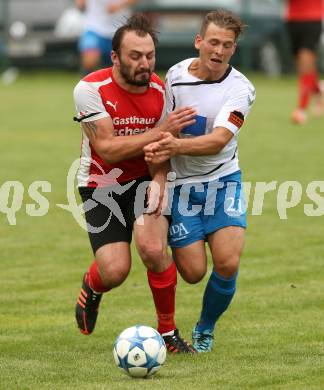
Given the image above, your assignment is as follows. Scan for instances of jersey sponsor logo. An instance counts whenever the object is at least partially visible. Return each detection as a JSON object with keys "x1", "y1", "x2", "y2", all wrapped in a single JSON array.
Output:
[
  {"x1": 228, "y1": 110, "x2": 244, "y2": 128},
  {"x1": 114, "y1": 126, "x2": 150, "y2": 136},
  {"x1": 112, "y1": 117, "x2": 156, "y2": 126},
  {"x1": 169, "y1": 222, "x2": 189, "y2": 239},
  {"x1": 106, "y1": 100, "x2": 118, "y2": 111},
  {"x1": 181, "y1": 114, "x2": 207, "y2": 136}
]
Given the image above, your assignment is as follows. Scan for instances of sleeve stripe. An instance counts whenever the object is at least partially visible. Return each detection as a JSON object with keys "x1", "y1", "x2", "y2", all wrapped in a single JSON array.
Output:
[{"x1": 73, "y1": 112, "x2": 101, "y2": 122}]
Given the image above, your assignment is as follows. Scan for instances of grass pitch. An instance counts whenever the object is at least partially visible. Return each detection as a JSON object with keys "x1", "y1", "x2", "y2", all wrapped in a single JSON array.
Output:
[{"x1": 1, "y1": 71, "x2": 324, "y2": 389}]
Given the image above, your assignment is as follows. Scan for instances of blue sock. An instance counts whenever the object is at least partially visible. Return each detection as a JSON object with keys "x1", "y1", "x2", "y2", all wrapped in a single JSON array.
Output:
[{"x1": 196, "y1": 270, "x2": 237, "y2": 333}]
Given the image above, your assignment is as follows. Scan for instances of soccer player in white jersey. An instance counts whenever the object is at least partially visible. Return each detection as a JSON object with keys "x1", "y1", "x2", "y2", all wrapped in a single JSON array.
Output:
[
  {"x1": 75, "y1": 0, "x2": 140, "y2": 74},
  {"x1": 144, "y1": 10, "x2": 256, "y2": 352}
]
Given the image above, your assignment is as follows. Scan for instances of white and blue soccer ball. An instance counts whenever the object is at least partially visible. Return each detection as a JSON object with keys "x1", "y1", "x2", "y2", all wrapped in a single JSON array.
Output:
[{"x1": 113, "y1": 325, "x2": 167, "y2": 378}]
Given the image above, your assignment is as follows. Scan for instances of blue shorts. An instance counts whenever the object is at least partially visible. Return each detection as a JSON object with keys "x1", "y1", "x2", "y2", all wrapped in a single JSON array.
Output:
[
  {"x1": 79, "y1": 30, "x2": 112, "y2": 64},
  {"x1": 168, "y1": 171, "x2": 246, "y2": 248}
]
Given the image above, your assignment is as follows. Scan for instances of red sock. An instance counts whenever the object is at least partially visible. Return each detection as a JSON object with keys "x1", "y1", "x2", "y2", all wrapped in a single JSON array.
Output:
[
  {"x1": 86, "y1": 261, "x2": 110, "y2": 293},
  {"x1": 312, "y1": 72, "x2": 321, "y2": 94},
  {"x1": 298, "y1": 72, "x2": 319, "y2": 109},
  {"x1": 147, "y1": 262, "x2": 177, "y2": 334}
]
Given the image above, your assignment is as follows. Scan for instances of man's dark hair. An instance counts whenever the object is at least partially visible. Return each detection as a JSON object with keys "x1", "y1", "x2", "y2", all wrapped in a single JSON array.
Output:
[
  {"x1": 112, "y1": 13, "x2": 158, "y2": 54},
  {"x1": 200, "y1": 9, "x2": 246, "y2": 41}
]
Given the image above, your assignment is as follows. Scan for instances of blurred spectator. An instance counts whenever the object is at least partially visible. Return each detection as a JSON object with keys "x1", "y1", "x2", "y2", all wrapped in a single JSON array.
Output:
[
  {"x1": 285, "y1": 0, "x2": 324, "y2": 124},
  {"x1": 54, "y1": 6, "x2": 85, "y2": 39},
  {"x1": 75, "y1": 0, "x2": 140, "y2": 74}
]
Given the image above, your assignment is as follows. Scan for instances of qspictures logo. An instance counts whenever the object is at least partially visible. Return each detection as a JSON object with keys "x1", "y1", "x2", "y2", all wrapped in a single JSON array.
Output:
[{"x1": 1, "y1": 158, "x2": 324, "y2": 229}]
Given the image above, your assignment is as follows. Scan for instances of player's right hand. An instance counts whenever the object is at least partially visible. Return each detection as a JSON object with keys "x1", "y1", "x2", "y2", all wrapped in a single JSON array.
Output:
[
  {"x1": 145, "y1": 172, "x2": 168, "y2": 217},
  {"x1": 160, "y1": 107, "x2": 196, "y2": 136}
]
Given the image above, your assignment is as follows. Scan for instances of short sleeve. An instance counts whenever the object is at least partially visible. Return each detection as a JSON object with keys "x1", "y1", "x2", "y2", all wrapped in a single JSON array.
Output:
[
  {"x1": 214, "y1": 82, "x2": 256, "y2": 134},
  {"x1": 73, "y1": 80, "x2": 109, "y2": 122},
  {"x1": 150, "y1": 76, "x2": 167, "y2": 127}
]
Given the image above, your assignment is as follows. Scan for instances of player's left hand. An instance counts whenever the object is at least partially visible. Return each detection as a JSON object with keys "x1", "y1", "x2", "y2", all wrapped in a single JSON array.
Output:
[{"x1": 144, "y1": 133, "x2": 180, "y2": 164}]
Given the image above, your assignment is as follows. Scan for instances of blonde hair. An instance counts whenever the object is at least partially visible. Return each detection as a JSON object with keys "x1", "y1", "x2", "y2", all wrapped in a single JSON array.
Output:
[{"x1": 200, "y1": 10, "x2": 245, "y2": 41}]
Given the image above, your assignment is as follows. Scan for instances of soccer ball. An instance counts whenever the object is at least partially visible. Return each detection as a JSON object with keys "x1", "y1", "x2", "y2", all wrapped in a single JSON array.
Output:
[{"x1": 113, "y1": 325, "x2": 167, "y2": 378}]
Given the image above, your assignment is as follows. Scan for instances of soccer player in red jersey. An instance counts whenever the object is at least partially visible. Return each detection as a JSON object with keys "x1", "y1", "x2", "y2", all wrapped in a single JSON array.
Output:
[
  {"x1": 73, "y1": 14, "x2": 197, "y2": 353},
  {"x1": 285, "y1": 0, "x2": 324, "y2": 124}
]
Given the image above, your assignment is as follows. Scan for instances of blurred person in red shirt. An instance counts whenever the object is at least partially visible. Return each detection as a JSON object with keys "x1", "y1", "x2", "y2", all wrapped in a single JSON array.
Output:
[{"x1": 285, "y1": 0, "x2": 324, "y2": 124}]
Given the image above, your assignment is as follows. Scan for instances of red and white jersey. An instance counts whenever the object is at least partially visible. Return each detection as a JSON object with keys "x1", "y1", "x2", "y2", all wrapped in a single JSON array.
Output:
[
  {"x1": 285, "y1": 0, "x2": 324, "y2": 21},
  {"x1": 73, "y1": 68, "x2": 165, "y2": 187}
]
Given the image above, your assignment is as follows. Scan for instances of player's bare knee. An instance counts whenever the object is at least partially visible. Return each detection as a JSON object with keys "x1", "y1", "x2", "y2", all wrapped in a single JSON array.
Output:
[
  {"x1": 137, "y1": 240, "x2": 166, "y2": 263},
  {"x1": 215, "y1": 256, "x2": 240, "y2": 278},
  {"x1": 179, "y1": 267, "x2": 206, "y2": 284},
  {"x1": 99, "y1": 264, "x2": 130, "y2": 288}
]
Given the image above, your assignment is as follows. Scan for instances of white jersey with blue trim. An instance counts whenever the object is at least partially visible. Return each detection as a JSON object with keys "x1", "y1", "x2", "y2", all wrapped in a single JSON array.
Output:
[{"x1": 166, "y1": 58, "x2": 255, "y2": 185}]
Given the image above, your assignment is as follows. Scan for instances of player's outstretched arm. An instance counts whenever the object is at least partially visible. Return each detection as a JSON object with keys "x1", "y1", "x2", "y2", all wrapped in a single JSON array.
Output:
[
  {"x1": 80, "y1": 116, "x2": 162, "y2": 164},
  {"x1": 80, "y1": 107, "x2": 196, "y2": 164},
  {"x1": 145, "y1": 126, "x2": 234, "y2": 163},
  {"x1": 173, "y1": 126, "x2": 234, "y2": 156}
]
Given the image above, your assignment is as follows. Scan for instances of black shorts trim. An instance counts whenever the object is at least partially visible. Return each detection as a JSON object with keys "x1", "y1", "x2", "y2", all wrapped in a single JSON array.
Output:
[
  {"x1": 79, "y1": 176, "x2": 151, "y2": 254},
  {"x1": 286, "y1": 21, "x2": 322, "y2": 55}
]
